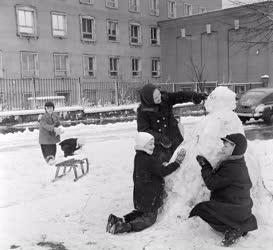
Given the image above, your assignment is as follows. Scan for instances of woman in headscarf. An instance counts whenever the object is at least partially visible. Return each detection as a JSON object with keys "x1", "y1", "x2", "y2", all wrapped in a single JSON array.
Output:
[{"x1": 137, "y1": 83, "x2": 207, "y2": 163}]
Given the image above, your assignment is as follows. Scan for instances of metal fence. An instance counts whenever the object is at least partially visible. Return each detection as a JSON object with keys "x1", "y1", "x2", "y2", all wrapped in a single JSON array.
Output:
[{"x1": 0, "y1": 78, "x2": 264, "y2": 112}]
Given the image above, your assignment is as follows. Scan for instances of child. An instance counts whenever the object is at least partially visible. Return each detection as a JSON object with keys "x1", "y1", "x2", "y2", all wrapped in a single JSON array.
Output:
[
  {"x1": 106, "y1": 132, "x2": 186, "y2": 234},
  {"x1": 189, "y1": 133, "x2": 257, "y2": 247},
  {"x1": 59, "y1": 138, "x2": 83, "y2": 157},
  {"x1": 39, "y1": 101, "x2": 62, "y2": 165}
]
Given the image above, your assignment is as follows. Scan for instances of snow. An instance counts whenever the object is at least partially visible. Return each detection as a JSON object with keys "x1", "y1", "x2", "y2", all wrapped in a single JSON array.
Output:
[{"x1": 0, "y1": 116, "x2": 273, "y2": 248}]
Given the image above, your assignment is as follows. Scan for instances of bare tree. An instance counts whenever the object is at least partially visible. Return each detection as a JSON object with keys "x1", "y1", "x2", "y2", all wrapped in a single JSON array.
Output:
[
  {"x1": 187, "y1": 57, "x2": 206, "y2": 93},
  {"x1": 225, "y1": 1, "x2": 273, "y2": 50}
]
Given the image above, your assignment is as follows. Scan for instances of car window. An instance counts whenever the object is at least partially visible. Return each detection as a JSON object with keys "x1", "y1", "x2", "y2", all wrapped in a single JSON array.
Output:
[
  {"x1": 263, "y1": 93, "x2": 273, "y2": 104},
  {"x1": 239, "y1": 91, "x2": 268, "y2": 105}
]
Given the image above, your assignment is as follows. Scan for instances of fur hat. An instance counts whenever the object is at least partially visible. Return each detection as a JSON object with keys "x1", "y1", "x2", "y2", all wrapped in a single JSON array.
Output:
[
  {"x1": 135, "y1": 132, "x2": 154, "y2": 154},
  {"x1": 221, "y1": 133, "x2": 247, "y2": 156},
  {"x1": 139, "y1": 84, "x2": 157, "y2": 107}
]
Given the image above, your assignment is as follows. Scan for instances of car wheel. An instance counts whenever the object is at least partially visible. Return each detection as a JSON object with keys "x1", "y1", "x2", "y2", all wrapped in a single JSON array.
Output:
[
  {"x1": 239, "y1": 117, "x2": 248, "y2": 124},
  {"x1": 262, "y1": 108, "x2": 273, "y2": 124}
]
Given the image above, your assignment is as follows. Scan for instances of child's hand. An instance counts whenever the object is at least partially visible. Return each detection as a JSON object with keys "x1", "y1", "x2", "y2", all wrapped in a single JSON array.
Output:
[
  {"x1": 196, "y1": 155, "x2": 210, "y2": 168},
  {"x1": 54, "y1": 127, "x2": 63, "y2": 135},
  {"x1": 175, "y1": 148, "x2": 186, "y2": 164}
]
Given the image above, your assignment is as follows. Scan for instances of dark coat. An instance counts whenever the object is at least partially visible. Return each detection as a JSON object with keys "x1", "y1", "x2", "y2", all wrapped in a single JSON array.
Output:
[
  {"x1": 39, "y1": 112, "x2": 60, "y2": 144},
  {"x1": 133, "y1": 150, "x2": 180, "y2": 213},
  {"x1": 190, "y1": 157, "x2": 257, "y2": 233},
  {"x1": 137, "y1": 91, "x2": 194, "y2": 161},
  {"x1": 59, "y1": 138, "x2": 81, "y2": 157}
]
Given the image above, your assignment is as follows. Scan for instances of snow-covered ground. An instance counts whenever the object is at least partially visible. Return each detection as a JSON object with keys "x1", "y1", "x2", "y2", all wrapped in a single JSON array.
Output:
[{"x1": 0, "y1": 116, "x2": 273, "y2": 250}]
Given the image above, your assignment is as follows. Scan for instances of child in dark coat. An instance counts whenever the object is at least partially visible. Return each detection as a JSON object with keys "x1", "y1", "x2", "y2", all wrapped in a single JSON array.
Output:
[
  {"x1": 59, "y1": 138, "x2": 83, "y2": 157},
  {"x1": 39, "y1": 101, "x2": 62, "y2": 165},
  {"x1": 106, "y1": 132, "x2": 186, "y2": 234},
  {"x1": 189, "y1": 133, "x2": 257, "y2": 247}
]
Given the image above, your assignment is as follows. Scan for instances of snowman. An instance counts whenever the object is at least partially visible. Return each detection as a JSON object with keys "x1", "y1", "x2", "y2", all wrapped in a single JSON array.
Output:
[{"x1": 160, "y1": 86, "x2": 272, "y2": 225}]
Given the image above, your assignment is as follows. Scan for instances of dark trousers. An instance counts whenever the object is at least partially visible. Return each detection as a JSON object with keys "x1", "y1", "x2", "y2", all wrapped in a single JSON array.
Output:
[
  {"x1": 40, "y1": 144, "x2": 57, "y2": 162},
  {"x1": 189, "y1": 204, "x2": 228, "y2": 233},
  {"x1": 123, "y1": 210, "x2": 158, "y2": 232}
]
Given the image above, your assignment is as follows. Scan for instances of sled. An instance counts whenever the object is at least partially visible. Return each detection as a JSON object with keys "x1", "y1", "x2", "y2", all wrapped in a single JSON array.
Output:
[{"x1": 52, "y1": 158, "x2": 89, "y2": 182}]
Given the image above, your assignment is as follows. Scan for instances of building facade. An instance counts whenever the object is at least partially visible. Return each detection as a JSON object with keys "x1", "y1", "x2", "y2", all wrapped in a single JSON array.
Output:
[
  {"x1": 159, "y1": 2, "x2": 273, "y2": 87},
  {"x1": 0, "y1": 0, "x2": 222, "y2": 82}
]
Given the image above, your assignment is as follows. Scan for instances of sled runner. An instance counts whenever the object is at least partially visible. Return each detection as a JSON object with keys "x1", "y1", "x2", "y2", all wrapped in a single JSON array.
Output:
[{"x1": 52, "y1": 158, "x2": 89, "y2": 182}]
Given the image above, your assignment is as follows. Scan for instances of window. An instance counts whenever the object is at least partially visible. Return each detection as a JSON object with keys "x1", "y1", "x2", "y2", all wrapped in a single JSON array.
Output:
[
  {"x1": 15, "y1": 5, "x2": 37, "y2": 37},
  {"x1": 51, "y1": 12, "x2": 67, "y2": 37},
  {"x1": 21, "y1": 52, "x2": 39, "y2": 77},
  {"x1": 199, "y1": 7, "x2": 207, "y2": 13},
  {"x1": 0, "y1": 51, "x2": 3, "y2": 78},
  {"x1": 129, "y1": 23, "x2": 141, "y2": 45},
  {"x1": 131, "y1": 57, "x2": 141, "y2": 77},
  {"x1": 149, "y1": 0, "x2": 159, "y2": 16},
  {"x1": 109, "y1": 57, "x2": 119, "y2": 77},
  {"x1": 79, "y1": 0, "x2": 94, "y2": 4},
  {"x1": 152, "y1": 58, "x2": 160, "y2": 78},
  {"x1": 151, "y1": 27, "x2": 160, "y2": 45},
  {"x1": 129, "y1": 0, "x2": 140, "y2": 12},
  {"x1": 106, "y1": 0, "x2": 118, "y2": 9},
  {"x1": 83, "y1": 55, "x2": 96, "y2": 77},
  {"x1": 168, "y1": 0, "x2": 176, "y2": 18},
  {"x1": 80, "y1": 15, "x2": 95, "y2": 41},
  {"x1": 54, "y1": 53, "x2": 69, "y2": 77},
  {"x1": 184, "y1": 3, "x2": 193, "y2": 16},
  {"x1": 107, "y1": 20, "x2": 118, "y2": 41}
]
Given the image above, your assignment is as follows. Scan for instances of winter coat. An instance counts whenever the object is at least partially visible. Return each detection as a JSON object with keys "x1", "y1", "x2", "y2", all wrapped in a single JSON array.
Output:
[
  {"x1": 137, "y1": 91, "x2": 195, "y2": 162},
  {"x1": 133, "y1": 150, "x2": 180, "y2": 213},
  {"x1": 191, "y1": 157, "x2": 257, "y2": 233},
  {"x1": 39, "y1": 112, "x2": 60, "y2": 145}
]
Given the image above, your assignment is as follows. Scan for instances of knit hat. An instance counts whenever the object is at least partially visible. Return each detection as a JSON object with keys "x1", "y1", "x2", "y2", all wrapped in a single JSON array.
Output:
[
  {"x1": 221, "y1": 133, "x2": 247, "y2": 156},
  {"x1": 135, "y1": 132, "x2": 154, "y2": 154},
  {"x1": 44, "y1": 101, "x2": 55, "y2": 110},
  {"x1": 139, "y1": 84, "x2": 157, "y2": 107}
]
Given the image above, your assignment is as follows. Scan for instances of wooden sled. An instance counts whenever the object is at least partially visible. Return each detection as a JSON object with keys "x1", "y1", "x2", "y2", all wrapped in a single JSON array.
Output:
[{"x1": 52, "y1": 158, "x2": 89, "y2": 182}]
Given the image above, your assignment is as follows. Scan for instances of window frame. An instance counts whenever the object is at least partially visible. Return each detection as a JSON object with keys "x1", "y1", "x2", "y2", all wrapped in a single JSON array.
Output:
[
  {"x1": 131, "y1": 57, "x2": 141, "y2": 78},
  {"x1": 53, "y1": 53, "x2": 69, "y2": 77},
  {"x1": 129, "y1": 22, "x2": 142, "y2": 46},
  {"x1": 149, "y1": 0, "x2": 159, "y2": 16},
  {"x1": 105, "y1": 0, "x2": 118, "y2": 9},
  {"x1": 80, "y1": 15, "x2": 96, "y2": 42},
  {"x1": 108, "y1": 56, "x2": 119, "y2": 78},
  {"x1": 83, "y1": 55, "x2": 96, "y2": 78},
  {"x1": 129, "y1": 0, "x2": 140, "y2": 13},
  {"x1": 107, "y1": 19, "x2": 118, "y2": 42},
  {"x1": 199, "y1": 6, "x2": 207, "y2": 14},
  {"x1": 15, "y1": 5, "x2": 38, "y2": 38},
  {"x1": 79, "y1": 0, "x2": 94, "y2": 4},
  {"x1": 150, "y1": 26, "x2": 160, "y2": 46},
  {"x1": 184, "y1": 3, "x2": 193, "y2": 16},
  {"x1": 51, "y1": 12, "x2": 67, "y2": 38},
  {"x1": 151, "y1": 58, "x2": 160, "y2": 78},
  {"x1": 168, "y1": 0, "x2": 176, "y2": 19},
  {"x1": 20, "y1": 51, "x2": 39, "y2": 78}
]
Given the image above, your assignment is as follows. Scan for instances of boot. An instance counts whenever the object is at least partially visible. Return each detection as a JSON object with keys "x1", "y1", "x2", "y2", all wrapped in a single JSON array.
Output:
[
  {"x1": 106, "y1": 214, "x2": 123, "y2": 233},
  {"x1": 221, "y1": 228, "x2": 243, "y2": 247},
  {"x1": 109, "y1": 221, "x2": 132, "y2": 234}
]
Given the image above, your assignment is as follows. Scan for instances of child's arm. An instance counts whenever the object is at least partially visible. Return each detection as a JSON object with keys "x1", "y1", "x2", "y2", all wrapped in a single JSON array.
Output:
[
  {"x1": 39, "y1": 115, "x2": 55, "y2": 132},
  {"x1": 196, "y1": 155, "x2": 231, "y2": 191},
  {"x1": 150, "y1": 160, "x2": 180, "y2": 177}
]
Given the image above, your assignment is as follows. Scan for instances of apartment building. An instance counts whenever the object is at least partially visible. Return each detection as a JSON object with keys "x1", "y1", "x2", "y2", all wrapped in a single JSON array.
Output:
[{"x1": 0, "y1": 0, "x2": 222, "y2": 82}]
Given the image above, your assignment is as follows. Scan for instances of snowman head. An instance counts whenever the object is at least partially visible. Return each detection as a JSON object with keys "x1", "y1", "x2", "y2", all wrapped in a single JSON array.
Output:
[{"x1": 204, "y1": 86, "x2": 236, "y2": 113}]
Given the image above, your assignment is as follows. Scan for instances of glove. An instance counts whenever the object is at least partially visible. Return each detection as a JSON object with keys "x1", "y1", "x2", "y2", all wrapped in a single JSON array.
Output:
[
  {"x1": 175, "y1": 148, "x2": 186, "y2": 164},
  {"x1": 196, "y1": 155, "x2": 211, "y2": 168},
  {"x1": 54, "y1": 127, "x2": 63, "y2": 136},
  {"x1": 159, "y1": 136, "x2": 172, "y2": 148},
  {"x1": 192, "y1": 92, "x2": 208, "y2": 104}
]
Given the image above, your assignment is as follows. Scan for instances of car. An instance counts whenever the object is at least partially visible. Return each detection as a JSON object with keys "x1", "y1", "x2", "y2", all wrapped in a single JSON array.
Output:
[{"x1": 235, "y1": 88, "x2": 273, "y2": 124}]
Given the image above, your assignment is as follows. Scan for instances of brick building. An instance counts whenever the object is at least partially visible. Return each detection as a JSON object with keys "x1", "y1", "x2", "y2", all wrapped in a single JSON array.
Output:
[
  {"x1": 159, "y1": 1, "x2": 273, "y2": 87},
  {"x1": 0, "y1": 0, "x2": 221, "y2": 81}
]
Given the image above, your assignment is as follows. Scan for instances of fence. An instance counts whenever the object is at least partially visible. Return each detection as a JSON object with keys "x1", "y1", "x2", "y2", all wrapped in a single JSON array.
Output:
[{"x1": 0, "y1": 78, "x2": 265, "y2": 112}]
